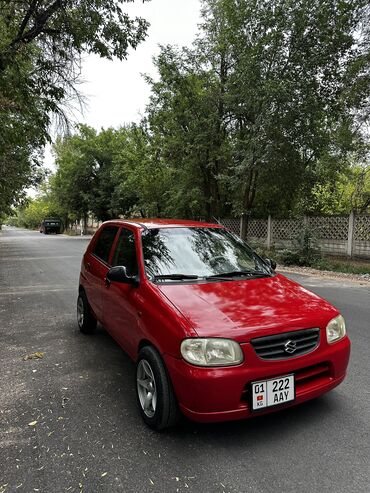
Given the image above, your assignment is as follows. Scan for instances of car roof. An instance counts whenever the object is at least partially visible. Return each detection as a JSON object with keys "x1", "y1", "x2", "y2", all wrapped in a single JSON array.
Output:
[{"x1": 101, "y1": 218, "x2": 224, "y2": 230}]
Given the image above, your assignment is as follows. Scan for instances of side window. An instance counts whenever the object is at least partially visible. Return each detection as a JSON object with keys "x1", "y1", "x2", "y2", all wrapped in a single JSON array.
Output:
[
  {"x1": 93, "y1": 226, "x2": 119, "y2": 264},
  {"x1": 112, "y1": 228, "x2": 138, "y2": 276}
]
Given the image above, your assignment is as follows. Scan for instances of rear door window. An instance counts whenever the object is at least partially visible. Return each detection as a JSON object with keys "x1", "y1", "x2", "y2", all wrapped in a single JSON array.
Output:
[
  {"x1": 93, "y1": 226, "x2": 119, "y2": 264},
  {"x1": 111, "y1": 228, "x2": 138, "y2": 276}
]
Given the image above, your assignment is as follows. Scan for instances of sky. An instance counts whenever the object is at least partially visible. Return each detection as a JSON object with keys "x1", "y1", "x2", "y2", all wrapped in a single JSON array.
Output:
[{"x1": 43, "y1": 0, "x2": 202, "y2": 170}]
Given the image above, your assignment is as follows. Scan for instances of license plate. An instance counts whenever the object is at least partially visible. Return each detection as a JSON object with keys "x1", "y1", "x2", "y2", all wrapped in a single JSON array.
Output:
[{"x1": 252, "y1": 374, "x2": 295, "y2": 411}]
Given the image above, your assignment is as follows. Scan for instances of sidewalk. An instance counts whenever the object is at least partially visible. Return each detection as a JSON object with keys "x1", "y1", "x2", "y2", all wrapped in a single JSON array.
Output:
[{"x1": 278, "y1": 265, "x2": 370, "y2": 285}]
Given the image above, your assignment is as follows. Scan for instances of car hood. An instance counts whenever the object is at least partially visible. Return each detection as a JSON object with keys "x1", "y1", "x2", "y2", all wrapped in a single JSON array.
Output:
[{"x1": 158, "y1": 274, "x2": 338, "y2": 341}]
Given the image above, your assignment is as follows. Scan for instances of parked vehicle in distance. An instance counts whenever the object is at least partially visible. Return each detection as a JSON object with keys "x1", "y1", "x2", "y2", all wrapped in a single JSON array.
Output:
[
  {"x1": 40, "y1": 218, "x2": 62, "y2": 234},
  {"x1": 77, "y1": 219, "x2": 350, "y2": 430}
]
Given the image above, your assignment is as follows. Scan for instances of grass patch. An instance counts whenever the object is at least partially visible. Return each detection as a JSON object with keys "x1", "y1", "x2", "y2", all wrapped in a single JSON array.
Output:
[
  {"x1": 252, "y1": 244, "x2": 370, "y2": 275},
  {"x1": 311, "y1": 257, "x2": 370, "y2": 275},
  {"x1": 246, "y1": 239, "x2": 370, "y2": 275}
]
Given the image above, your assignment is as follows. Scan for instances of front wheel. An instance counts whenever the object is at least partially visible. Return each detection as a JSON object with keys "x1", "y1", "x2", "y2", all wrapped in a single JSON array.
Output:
[
  {"x1": 77, "y1": 291, "x2": 97, "y2": 334},
  {"x1": 136, "y1": 346, "x2": 180, "y2": 430}
]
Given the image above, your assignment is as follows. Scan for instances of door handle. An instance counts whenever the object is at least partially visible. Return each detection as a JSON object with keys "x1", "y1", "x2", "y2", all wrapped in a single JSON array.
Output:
[{"x1": 86, "y1": 262, "x2": 91, "y2": 271}]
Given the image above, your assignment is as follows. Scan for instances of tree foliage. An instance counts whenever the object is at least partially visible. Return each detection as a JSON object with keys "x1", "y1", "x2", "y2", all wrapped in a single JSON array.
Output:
[
  {"x1": 50, "y1": 124, "x2": 166, "y2": 224},
  {"x1": 197, "y1": 0, "x2": 370, "y2": 217},
  {"x1": 144, "y1": 46, "x2": 231, "y2": 218},
  {"x1": 141, "y1": 0, "x2": 370, "y2": 220},
  {"x1": 307, "y1": 161, "x2": 370, "y2": 214},
  {"x1": 0, "y1": 0, "x2": 149, "y2": 216},
  {"x1": 7, "y1": 181, "x2": 60, "y2": 229},
  {"x1": 7, "y1": 0, "x2": 370, "y2": 224}
]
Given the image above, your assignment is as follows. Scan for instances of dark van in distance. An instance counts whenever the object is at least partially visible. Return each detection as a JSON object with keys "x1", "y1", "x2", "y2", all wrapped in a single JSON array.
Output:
[{"x1": 40, "y1": 218, "x2": 62, "y2": 234}]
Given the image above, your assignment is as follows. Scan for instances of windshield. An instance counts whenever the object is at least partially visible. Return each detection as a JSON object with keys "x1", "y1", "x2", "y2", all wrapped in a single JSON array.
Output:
[{"x1": 141, "y1": 227, "x2": 272, "y2": 281}]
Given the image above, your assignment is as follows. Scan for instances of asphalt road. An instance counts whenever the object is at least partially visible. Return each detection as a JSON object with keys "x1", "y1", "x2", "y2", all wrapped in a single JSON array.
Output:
[{"x1": 1, "y1": 227, "x2": 369, "y2": 493}]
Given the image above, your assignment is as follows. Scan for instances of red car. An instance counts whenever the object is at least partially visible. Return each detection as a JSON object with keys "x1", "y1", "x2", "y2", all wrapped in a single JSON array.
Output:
[{"x1": 77, "y1": 219, "x2": 350, "y2": 430}]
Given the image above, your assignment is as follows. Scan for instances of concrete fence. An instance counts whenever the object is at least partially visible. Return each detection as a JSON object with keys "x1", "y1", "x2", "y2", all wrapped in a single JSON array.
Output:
[
  {"x1": 66, "y1": 212, "x2": 370, "y2": 259},
  {"x1": 220, "y1": 212, "x2": 370, "y2": 259}
]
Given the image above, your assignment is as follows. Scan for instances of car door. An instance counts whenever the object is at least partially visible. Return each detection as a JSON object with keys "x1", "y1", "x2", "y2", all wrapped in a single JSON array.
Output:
[
  {"x1": 84, "y1": 225, "x2": 119, "y2": 322},
  {"x1": 102, "y1": 227, "x2": 141, "y2": 356}
]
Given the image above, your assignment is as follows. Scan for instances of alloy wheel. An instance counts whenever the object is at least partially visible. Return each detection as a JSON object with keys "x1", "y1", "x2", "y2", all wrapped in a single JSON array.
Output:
[
  {"x1": 77, "y1": 297, "x2": 84, "y2": 328},
  {"x1": 137, "y1": 359, "x2": 157, "y2": 418}
]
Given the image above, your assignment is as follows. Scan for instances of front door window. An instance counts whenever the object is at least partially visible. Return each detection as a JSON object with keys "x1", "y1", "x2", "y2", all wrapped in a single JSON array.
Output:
[{"x1": 112, "y1": 228, "x2": 138, "y2": 276}]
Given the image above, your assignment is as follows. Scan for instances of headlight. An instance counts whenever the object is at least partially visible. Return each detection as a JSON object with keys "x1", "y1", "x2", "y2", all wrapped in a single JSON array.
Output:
[
  {"x1": 326, "y1": 315, "x2": 346, "y2": 344},
  {"x1": 180, "y1": 338, "x2": 243, "y2": 366}
]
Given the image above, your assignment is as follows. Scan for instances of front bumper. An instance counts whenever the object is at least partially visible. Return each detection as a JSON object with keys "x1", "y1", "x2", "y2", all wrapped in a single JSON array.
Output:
[{"x1": 164, "y1": 336, "x2": 350, "y2": 423}]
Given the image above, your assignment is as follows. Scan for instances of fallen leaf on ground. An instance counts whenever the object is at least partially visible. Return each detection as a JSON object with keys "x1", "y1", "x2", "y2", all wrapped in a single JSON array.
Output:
[
  {"x1": 101, "y1": 473, "x2": 107, "y2": 478},
  {"x1": 28, "y1": 421, "x2": 38, "y2": 427},
  {"x1": 23, "y1": 352, "x2": 44, "y2": 361},
  {"x1": 61, "y1": 397, "x2": 70, "y2": 408}
]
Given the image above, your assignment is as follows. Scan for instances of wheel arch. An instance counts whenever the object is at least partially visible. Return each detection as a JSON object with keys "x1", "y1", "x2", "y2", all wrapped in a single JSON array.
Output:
[{"x1": 138, "y1": 338, "x2": 156, "y2": 355}]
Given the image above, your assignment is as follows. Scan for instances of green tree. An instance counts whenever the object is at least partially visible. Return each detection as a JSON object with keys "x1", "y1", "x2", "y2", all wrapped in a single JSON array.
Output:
[
  {"x1": 52, "y1": 124, "x2": 157, "y2": 222},
  {"x1": 110, "y1": 124, "x2": 169, "y2": 218},
  {"x1": 142, "y1": 0, "x2": 370, "y2": 222},
  {"x1": 9, "y1": 180, "x2": 61, "y2": 229},
  {"x1": 146, "y1": 46, "x2": 231, "y2": 219},
  {"x1": 12, "y1": 0, "x2": 370, "y2": 225},
  {"x1": 306, "y1": 161, "x2": 370, "y2": 214},
  {"x1": 52, "y1": 125, "x2": 123, "y2": 224},
  {"x1": 199, "y1": 0, "x2": 370, "y2": 219},
  {"x1": 0, "y1": 0, "x2": 149, "y2": 216}
]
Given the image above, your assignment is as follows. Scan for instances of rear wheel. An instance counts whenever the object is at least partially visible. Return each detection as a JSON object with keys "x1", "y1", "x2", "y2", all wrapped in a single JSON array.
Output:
[
  {"x1": 136, "y1": 346, "x2": 180, "y2": 430},
  {"x1": 77, "y1": 291, "x2": 96, "y2": 334}
]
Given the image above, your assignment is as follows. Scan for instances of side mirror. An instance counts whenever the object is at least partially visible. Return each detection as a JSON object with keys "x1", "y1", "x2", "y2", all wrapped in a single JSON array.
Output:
[
  {"x1": 265, "y1": 258, "x2": 277, "y2": 271},
  {"x1": 106, "y1": 266, "x2": 139, "y2": 286}
]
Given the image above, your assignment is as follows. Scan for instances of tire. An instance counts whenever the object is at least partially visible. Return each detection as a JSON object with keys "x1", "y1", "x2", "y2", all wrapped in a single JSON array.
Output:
[
  {"x1": 77, "y1": 291, "x2": 97, "y2": 334},
  {"x1": 136, "y1": 346, "x2": 180, "y2": 430}
]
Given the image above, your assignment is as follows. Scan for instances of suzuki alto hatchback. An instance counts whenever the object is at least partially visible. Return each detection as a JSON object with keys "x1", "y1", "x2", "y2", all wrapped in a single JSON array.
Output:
[{"x1": 77, "y1": 219, "x2": 350, "y2": 430}]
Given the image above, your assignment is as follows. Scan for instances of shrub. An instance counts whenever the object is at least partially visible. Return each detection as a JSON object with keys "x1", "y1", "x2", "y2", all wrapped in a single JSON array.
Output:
[
  {"x1": 250, "y1": 242, "x2": 276, "y2": 259},
  {"x1": 277, "y1": 249, "x2": 302, "y2": 266},
  {"x1": 277, "y1": 225, "x2": 321, "y2": 267}
]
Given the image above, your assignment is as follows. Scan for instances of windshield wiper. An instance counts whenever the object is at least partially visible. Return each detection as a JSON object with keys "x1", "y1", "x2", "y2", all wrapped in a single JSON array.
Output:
[
  {"x1": 206, "y1": 270, "x2": 270, "y2": 279},
  {"x1": 153, "y1": 274, "x2": 200, "y2": 281}
]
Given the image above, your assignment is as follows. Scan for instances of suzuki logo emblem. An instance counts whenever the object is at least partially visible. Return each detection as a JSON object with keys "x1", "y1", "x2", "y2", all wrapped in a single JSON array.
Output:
[{"x1": 284, "y1": 339, "x2": 297, "y2": 354}]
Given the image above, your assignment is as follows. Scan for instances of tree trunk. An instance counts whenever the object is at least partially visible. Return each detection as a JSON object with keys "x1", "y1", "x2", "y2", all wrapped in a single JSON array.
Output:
[
  {"x1": 243, "y1": 169, "x2": 258, "y2": 211},
  {"x1": 240, "y1": 168, "x2": 258, "y2": 239},
  {"x1": 240, "y1": 214, "x2": 248, "y2": 240},
  {"x1": 83, "y1": 215, "x2": 88, "y2": 234}
]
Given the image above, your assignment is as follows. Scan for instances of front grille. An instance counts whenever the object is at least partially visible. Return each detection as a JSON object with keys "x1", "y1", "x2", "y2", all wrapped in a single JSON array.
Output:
[{"x1": 251, "y1": 328, "x2": 320, "y2": 360}]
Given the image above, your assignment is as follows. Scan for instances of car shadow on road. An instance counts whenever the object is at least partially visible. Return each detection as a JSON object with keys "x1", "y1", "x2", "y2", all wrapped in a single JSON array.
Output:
[{"x1": 176, "y1": 393, "x2": 341, "y2": 440}]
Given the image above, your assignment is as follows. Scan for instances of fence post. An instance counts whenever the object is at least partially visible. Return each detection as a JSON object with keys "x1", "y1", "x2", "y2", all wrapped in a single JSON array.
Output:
[
  {"x1": 347, "y1": 211, "x2": 355, "y2": 257},
  {"x1": 267, "y1": 215, "x2": 272, "y2": 248}
]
